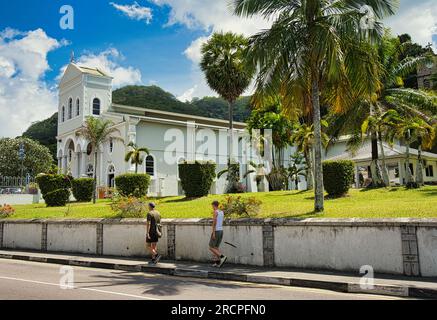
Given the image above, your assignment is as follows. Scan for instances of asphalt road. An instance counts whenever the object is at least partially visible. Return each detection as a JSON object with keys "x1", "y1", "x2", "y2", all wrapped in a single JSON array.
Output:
[{"x1": 0, "y1": 259, "x2": 405, "y2": 300}]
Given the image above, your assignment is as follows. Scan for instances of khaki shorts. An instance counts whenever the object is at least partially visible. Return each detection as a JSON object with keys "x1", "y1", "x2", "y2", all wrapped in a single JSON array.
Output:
[{"x1": 209, "y1": 231, "x2": 223, "y2": 248}]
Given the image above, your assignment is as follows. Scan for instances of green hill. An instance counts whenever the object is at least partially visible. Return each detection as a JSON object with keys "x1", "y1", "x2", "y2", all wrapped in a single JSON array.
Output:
[
  {"x1": 22, "y1": 112, "x2": 58, "y2": 161},
  {"x1": 112, "y1": 85, "x2": 252, "y2": 122}
]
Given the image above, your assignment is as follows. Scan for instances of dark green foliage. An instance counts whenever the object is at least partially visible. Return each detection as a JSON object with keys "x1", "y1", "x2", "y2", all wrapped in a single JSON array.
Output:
[
  {"x1": 44, "y1": 189, "x2": 71, "y2": 207},
  {"x1": 323, "y1": 160, "x2": 355, "y2": 197},
  {"x1": 22, "y1": 113, "x2": 58, "y2": 162},
  {"x1": 115, "y1": 173, "x2": 151, "y2": 197},
  {"x1": 179, "y1": 161, "x2": 217, "y2": 197},
  {"x1": 113, "y1": 86, "x2": 252, "y2": 122},
  {"x1": 71, "y1": 178, "x2": 94, "y2": 202},
  {"x1": 36, "y1": 173, "x2": 71, "y2": 207},
  {"x1": 0, "y1": 137, "x2": 53, "y2": 177}
]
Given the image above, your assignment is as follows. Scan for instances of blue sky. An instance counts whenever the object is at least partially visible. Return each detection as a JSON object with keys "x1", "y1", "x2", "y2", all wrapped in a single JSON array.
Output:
[{"x1": 0, "y1": 0, "x2": 436, "y2": 137}]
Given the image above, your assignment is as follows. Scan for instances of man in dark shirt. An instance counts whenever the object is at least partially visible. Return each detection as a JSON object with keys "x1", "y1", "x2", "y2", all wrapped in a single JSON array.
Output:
[{"x1": 146, "y1": 202, "x2": 162, "y2": 264}]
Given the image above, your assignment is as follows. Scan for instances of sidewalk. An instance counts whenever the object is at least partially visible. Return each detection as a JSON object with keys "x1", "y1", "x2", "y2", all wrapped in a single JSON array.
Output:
[{"x1": 0, "y1": 249, "x2": 436, "y2": 299}]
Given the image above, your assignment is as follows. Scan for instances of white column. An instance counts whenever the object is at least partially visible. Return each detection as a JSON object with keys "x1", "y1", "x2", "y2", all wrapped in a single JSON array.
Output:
[
  {"x1": 398, "y1": 160, "x2": 405, "y2": 185},
  {"x1": 63, "y1": 156, "x2": 68, "y2": 174},
  {"x1": 187, "y1": 121, "x2": 195, "y2": 161},
  {"x1": 57, "y1": 157, "x2": 62, "y2": 174},
  {"x1": 80, "y1": 152, "x2": 87, "y2": 177},
  {"x1": 354, "y1": 166, "x2": 360, "y2": 188},
  {"x1": 73, "y1": 152, "x2": 79, "y2": 178}
]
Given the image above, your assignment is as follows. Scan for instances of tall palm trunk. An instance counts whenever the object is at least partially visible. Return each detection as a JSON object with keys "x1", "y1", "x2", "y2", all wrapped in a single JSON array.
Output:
[
  {"x1": 312, "y1": 79, "x2": 324, "y2": 212},
  {"x1": 228, "y1": 100, "x2": 234, "y2": 164},
  {"x1": 378, "y1": 132, "x2": 390, "y2": 186},
  {"x1": 416, "y1": 137, "x2": 424, "y2": 186},
  {"x1": 405, "y1": 132, "x2": 413, "y2": 186},
  {"x1": 304, "y1": 149, "x2": 314, "y2": 190},
  {"x1": 135, "y1": 163, "x2": 138, "y2": 174},
  {"x1": 93, "y1": 150, "x2": 98, "y2": 204}
]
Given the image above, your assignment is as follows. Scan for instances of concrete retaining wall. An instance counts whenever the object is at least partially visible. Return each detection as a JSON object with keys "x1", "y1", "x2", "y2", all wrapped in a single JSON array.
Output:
[
  {"x1": 3, "y1": 222, "x2": 42, "y2": 250},
  {"x1": 0, "y1": 218, "x2": 436, "y2": 277}
]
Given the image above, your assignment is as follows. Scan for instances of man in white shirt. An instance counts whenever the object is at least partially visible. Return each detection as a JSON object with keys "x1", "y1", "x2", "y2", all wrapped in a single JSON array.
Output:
[{"x1": 209, "y1": 200, "x2": 227, "y2": 268}]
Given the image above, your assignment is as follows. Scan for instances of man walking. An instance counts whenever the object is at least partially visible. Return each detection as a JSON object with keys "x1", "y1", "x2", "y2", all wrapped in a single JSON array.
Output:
[
  {"x1": 146, "y1": 202, "x2": 162, "y2": 264},
  {"x1": 209, "y1": 200, "x2": 227, "y2": 267}
]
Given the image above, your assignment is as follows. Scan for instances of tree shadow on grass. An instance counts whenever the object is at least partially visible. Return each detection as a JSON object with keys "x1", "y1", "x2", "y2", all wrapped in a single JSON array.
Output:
[
  {"x1": 163, "y1": 196, "x2": 206, "y2": 203},
  {"x1": 416, "y1": 189, "x2": 437, "y2": 196}
]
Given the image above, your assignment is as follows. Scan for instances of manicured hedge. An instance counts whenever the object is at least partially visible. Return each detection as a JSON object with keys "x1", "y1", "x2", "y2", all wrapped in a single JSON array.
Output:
[
  {"x1": 71, "y1": 178, "x2": 94, "y2": 202},
  {"x1": 179, "y1": 161, "x2": 216, "y2": 197},
  {"x1": 115, "y1": 173, "x2": 151, "y2": 197},
  {"x1": 35, "y1": 173, "x2": 72, "y2": 207},
  {"x1": 44, "y1": 189, "x2": 71, "y2": 207},
  {"x1": 323, "y1": 160, "x2": 355, "y2": 197}
]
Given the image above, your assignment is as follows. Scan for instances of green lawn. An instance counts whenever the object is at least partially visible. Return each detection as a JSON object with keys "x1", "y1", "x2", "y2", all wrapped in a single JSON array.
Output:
[{"x1": 5, "y1": 186, "x2": 437, "y2": 220}]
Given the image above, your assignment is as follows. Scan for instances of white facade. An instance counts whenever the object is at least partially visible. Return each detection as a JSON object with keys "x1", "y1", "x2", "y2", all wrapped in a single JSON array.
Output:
[{"x1": 57, "y1": 63, "x2": 301, "y2": 196}]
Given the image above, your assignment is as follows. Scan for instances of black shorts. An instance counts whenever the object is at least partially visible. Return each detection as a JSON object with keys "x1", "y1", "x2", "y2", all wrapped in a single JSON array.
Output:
[{"x1": 146, "y1": 232, "x2": 159, "y2": 244}]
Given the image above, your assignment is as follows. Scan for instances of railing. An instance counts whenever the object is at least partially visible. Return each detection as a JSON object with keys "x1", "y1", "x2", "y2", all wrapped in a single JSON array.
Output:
[{"x1": 0, "y1": 176, "x2": 35, "y2": 188}]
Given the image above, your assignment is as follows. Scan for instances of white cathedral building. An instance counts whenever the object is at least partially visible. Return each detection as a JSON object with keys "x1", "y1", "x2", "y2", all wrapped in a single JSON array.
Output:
[
  {"x1": 56, "y1": 62, "x2": 437, "y2": 197},
  {"x1": 56, "y1": 62, "x2": 294, "y2": 196}
]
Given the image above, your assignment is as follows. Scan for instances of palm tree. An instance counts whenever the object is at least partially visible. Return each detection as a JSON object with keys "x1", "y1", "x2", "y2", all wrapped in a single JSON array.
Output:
[
  {"x1": 328, "y1": 33, "x2": 437, "y2": 187},
  {"x1": 290, "y1": 122, "x2": 329, "y2": 190},
  {"x1": 77, "y1": 117, "x2": 122, "y2": 203},
  {"x1": 234, "y1": 0, "x2": 396, "y2": 212},
  {"x1": 287, "y1": 153, "x2": 307, "y2": 190},
  {"x1": 393, "y1": 115, "x2": 435, "y2": 187},
  {"x1": 124, "y1": 142, "x2": 150, "y2": 174},
  {"x1": 361, "y1": 109, "x2": 400, "y2": 186},
  {"x1": 200, "y1": 32, "x2": 253, "y2": 167}
]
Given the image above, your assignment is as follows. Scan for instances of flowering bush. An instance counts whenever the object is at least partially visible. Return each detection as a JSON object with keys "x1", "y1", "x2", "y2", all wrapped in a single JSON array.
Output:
[
  {"x1": 0, "y1": 204, "x2": 15, "y2": 218},
  {"x1": 110, "y1": 195, "x2": 148, "y2": 218},
  {"x1": 221, "y1": 196, "x2": 262, "y2": 218}
]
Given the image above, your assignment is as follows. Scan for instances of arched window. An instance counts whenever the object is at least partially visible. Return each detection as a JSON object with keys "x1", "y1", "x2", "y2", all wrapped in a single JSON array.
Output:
[
  {"x1": 92, "y1": 98, "x2": 101, "y2": 115},
  {"x1": 61, "y1": 106, "x2": 65, "y2": 122},
  {"x1": 87, "y1": 164, "x2": 94, "y2": 178},
  {"x1": 68, "y1": 98, "x2": 73, "y2": 119},
  {"x1": 109, "y1": 138, "x2": 114, "y2": 153},
  {"x1": 76, "y1": 98, "x2": 80, "y2": 116},
  {"x1": 145, "y1": 155, "x2": 155, "y2": 177}
]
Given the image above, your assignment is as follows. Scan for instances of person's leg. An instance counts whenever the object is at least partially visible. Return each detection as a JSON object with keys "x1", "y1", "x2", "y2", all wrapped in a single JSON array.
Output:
[
  {"x1": 147, "y1": 242, "x2": 156, "y2": 260},
  {"x1": 209, "y1": 247, "x2": 221, "y2": 259}
]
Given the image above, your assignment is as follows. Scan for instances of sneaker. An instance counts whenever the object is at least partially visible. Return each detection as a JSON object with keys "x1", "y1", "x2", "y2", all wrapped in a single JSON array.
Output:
[
  {"x1": 212, "y1": 261, "x2": 220, "y2": 267},
  {"x1": 218, "y1": 256, "x2": 227, "y2": 268},
  {"x1": 154, "y1": 254, "x2": 162, "y2": 264}
]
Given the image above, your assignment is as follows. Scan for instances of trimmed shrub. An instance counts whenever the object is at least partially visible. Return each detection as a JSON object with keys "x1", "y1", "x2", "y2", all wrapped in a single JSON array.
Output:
[
  {"x1": 221, "y1": 195, "x2": 262, "y2": 218},
  {"x1": 323, "y1": 160, "x2": 355, "y2": 197},
  {"x1": 179, "y1": 161, "x2": 216, "y2": 197},
  {"x1": 110, "y1": 195, "x2": 148, "y2": 218},
  {"x1": 115, "y1": 173, "x2": 151, "y2": 197},
  {"x1": 44, "y1": 189, "x2": 71, "y2": 207},
  {"x1": 71, "y1": 178, "x2": 94, "y2": 202},
  {"x1": 36, "y1": 173, "x2": 71, "y2": 207}
]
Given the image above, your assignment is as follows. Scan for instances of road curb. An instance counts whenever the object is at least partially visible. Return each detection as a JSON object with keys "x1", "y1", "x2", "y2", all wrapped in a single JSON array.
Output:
[{"x1": 1, "y1": 252, "x2": 436, "y2": 299}]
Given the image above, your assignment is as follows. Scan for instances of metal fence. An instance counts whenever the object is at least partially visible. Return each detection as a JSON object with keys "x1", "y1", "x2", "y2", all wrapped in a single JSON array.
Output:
[{"x1": 0, "y1": 176, "x2": 35, "y2": 188}]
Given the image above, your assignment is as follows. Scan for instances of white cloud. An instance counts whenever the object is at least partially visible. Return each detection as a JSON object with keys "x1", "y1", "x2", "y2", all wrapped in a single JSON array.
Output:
[
  {"x1": 151, "y1": 0, "x2": 271, "y2": 100},
  {"x1": 183, "y1": 36, "x2": 209, "y2": 64},
  {"x1": 0, "y1": 28, "x2": 64, "y2": 138},
  {"x1": 62, "y1": 48, "x2": 142, "y2": 88},
  {"x1": 385, "y1": 0, "x2": 437, "y2": 52},
  {"x1": 110, "y1": 1, "x2": 153, "y2": 24},
  {"x1": 177, "y1": 85, "x2": 198, "y2": 102}
]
